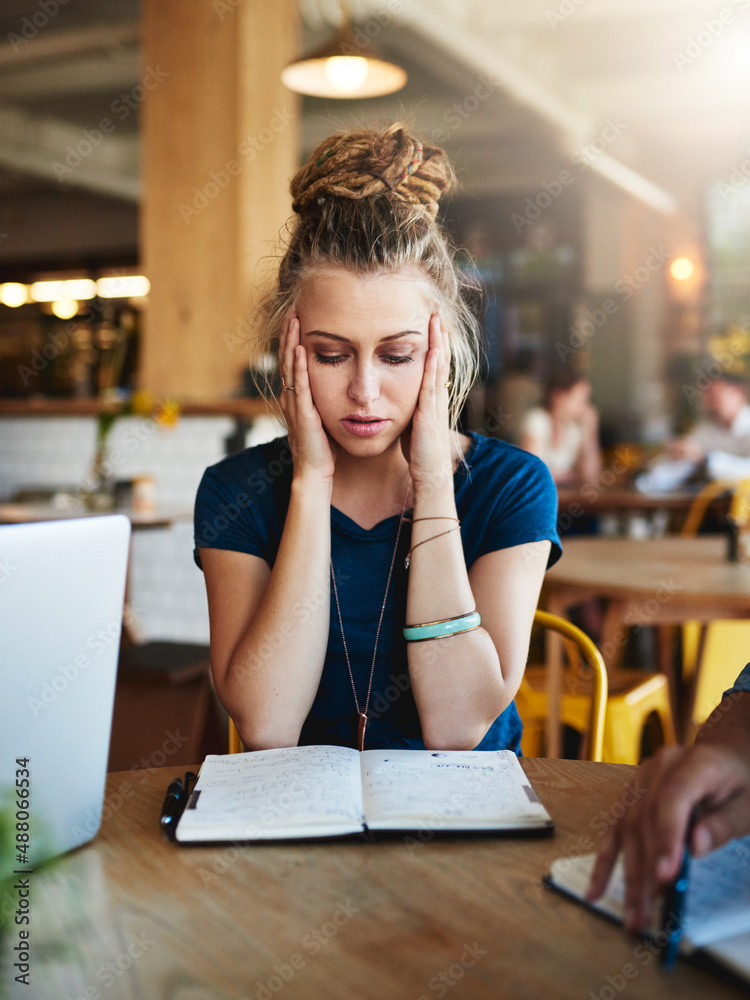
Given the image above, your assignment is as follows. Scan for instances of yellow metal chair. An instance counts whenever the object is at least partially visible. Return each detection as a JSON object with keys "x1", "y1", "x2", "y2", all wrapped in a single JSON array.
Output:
[
  {"x1": 227, "y1": 609, "x2": 610, "y2": 759},
  {"x1": 516, "y1": 610, "x2": 608, "y2": 762},
  {"x1": 517, "y1": 612, "x2": 676, "y2": 764},
  {"x1": 679, "y1": 480, "x2": 749, "y2": 740}
]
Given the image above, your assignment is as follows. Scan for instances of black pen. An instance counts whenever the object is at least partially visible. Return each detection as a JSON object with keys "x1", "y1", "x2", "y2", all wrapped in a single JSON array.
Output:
[
  {"x1": 160, "y1": 776, "x2": 187, "y2": 839},
  {"x1": 660, "y1": 823, "x2": 693, "y2": 970}
]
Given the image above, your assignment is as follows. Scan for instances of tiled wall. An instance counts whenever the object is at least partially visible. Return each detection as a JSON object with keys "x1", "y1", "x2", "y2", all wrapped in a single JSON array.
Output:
[{"x1": 0, "y1": 413, "x2": 284, "y2": 644}]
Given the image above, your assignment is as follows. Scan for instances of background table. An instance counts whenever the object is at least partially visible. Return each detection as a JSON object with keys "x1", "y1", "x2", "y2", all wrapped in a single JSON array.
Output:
[
  {"x1": 544, "y1": 535, "x2": 750, "y2": 748},
  {"x1": 5, "y1": 759, "x2": 746, "y2": 1000}
]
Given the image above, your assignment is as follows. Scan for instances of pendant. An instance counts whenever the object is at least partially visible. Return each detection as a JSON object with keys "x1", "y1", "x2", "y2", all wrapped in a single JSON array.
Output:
[{"x1": 357, "y1": 712, "x2": 367, "y2": 752}]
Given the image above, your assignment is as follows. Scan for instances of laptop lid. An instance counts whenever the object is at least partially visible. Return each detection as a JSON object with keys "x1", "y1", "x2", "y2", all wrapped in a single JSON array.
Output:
[{"x1": 0, "y1": 514, "x2": 131, "y2": 878}]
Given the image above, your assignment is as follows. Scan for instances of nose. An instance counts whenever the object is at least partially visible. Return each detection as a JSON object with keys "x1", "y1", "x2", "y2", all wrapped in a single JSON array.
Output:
[{"x1": 348, "y1": 360, "x2": 380, "y2": 406}]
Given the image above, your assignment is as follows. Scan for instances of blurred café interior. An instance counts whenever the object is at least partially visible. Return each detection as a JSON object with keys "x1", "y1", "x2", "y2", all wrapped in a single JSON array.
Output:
[{"x1": 3, "y1": 0, "x2": 750, "y2": 768}]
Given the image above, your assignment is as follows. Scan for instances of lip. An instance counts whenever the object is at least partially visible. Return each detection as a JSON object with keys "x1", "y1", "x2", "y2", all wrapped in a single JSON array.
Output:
[{"x1": 341, "y1": 415, "x2": 389, "y2": 438}]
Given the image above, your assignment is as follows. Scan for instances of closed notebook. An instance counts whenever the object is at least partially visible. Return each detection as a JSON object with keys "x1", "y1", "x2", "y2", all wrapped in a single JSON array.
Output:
[
  {"x1": 174, "y1": 745, "x2": 553, "y2": 842},
  {"x1": 545, "y1": 836, "x2": 750, "y2": 984}
]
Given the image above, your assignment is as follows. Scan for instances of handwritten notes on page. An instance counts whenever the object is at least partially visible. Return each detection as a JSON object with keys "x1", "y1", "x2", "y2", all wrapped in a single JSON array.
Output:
[
  {"x1": 359, "y1": 749, "x2": 553, "y2": 831},
  {"x1": 176, "y1": 745, "x2": 365, "y2": 842}
]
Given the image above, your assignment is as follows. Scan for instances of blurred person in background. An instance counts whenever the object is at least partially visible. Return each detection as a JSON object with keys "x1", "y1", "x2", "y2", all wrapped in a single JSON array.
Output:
[
  {"x1": 637, "y1": 373, "x2": 750, "y2": 492},
  {"x1": 520, "y1": 369, "x2": 601, "y2": 487}
]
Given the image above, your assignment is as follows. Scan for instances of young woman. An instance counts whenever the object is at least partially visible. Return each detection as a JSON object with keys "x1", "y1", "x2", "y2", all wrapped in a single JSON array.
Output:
[
  {"x1": 520, "y1": 369, "x2": 601, "y2": 487},
  {"x1": 194, "y1": 123, "x2": 561, "y2": 754}
]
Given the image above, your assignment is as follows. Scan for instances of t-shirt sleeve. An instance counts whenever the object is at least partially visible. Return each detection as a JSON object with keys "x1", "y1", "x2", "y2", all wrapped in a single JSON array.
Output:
[
  {"x1": 193, "y1": 465, "x2": 267, "y2": 571},
  {"x1": 475, "y1": 446, "x2": 562, "y2": 569}
]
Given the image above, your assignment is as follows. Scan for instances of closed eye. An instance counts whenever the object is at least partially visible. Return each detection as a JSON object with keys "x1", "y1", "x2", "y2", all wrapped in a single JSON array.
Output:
[
  {"x1": 383, "y1": 354, "x2": 414, "y2": 365},
  {"x1": 313, "y1": 353, "x2": 346, "y2": 366}
]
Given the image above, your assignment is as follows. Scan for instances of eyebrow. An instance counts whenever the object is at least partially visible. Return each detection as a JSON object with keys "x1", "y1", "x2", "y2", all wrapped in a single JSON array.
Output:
[{"x1": 303, "y1": 330, "x2": 423, "y2": 344}]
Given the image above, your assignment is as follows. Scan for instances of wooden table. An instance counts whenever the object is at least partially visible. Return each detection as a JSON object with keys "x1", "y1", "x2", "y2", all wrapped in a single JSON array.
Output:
[
  {"x1": 0, "y1": 502, "x2": 192, "y2": 530},
  {"x1": 544, "y1": 535, "x2": 750, "y2": 750},
  {"x1": 5, "y1": 760, "x2": 746, "y2": 1000},
  {"x1": 556, "y1": 487, "x2": 729, "y2": 535}
]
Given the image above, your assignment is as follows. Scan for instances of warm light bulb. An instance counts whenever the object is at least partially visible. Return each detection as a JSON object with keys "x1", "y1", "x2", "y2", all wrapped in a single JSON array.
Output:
[
  {"x1": 324, "y1": 56, "x2": 368, "y2": 93},
  {"x1": 670, "y1": 257, "x2": 695, "y2": 281},
  {"x1": 51, "y1": 299, "x2": 79, "y2": 319},
  {"x1": 0, "y1": 282, "x2": 27, "y2": 307},
  {"x1": 97, "y1": 275, "x2": 150, "y2": 298},
  {"x1": 31, "y1": 279, "x2": 96, "y2": 301}
]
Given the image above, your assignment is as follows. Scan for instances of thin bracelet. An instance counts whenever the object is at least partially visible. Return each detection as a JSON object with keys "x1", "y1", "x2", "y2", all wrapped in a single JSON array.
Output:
[
  {"x1": 410, "y1": 517, "x2": 460, "y2": 524},
  {"x1": 403, "y1": 610, "x2": 481, "y2": 642},
  {"x1": 404, "y1": 525, "x2": 460, "y2": 570}
]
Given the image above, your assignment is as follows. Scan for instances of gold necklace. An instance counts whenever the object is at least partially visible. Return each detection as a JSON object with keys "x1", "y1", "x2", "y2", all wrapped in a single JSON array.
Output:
[{"x1": 330, "y1": 479, "x2": 410, "y2": 752}]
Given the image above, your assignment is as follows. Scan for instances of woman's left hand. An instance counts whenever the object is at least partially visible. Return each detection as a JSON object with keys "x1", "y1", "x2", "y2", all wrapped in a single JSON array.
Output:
[{"x1": 401, "y1": 313, "x2": 454, "y2": 492}]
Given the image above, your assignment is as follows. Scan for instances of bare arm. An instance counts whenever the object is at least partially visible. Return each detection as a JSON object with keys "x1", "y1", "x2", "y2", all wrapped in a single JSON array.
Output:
[
  {"x1": 404, "y1": 315, "x2": 551, "y2": 749},
  {"x1": 200, "y1": 316, "x2": 337, "y2": 750},
  {"x1": 200, "y1": 478, "x2": 332, "y2": 750},
  {"x1": 407, "y1": 509, "x2": 550, "y2": 750}
]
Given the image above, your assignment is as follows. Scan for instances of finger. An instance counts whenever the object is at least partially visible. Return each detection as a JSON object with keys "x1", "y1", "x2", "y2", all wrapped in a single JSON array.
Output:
[
  {"x1": 294, "y1": 344, "x2": 312, "y2": 408},
  {"x1": 436, "y1": 314, "x2": 451, "y2": 385},
  {"x1": 587, "y1": 823, "x2": 622, "y2": 901},
  {"x1": 693, "y1": 789, "x2": 750, "y2": 857},
  {"x1": 282, "y1": 314, "x2": 299, "y2": 387}
]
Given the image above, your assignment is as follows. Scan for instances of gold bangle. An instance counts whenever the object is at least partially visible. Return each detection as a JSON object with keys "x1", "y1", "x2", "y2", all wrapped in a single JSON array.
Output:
[{"x1": 404, "y1": 525, "x2": 460, "y2": 570}]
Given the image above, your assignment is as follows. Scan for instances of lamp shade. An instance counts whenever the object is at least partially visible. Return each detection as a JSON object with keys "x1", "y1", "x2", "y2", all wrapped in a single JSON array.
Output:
[{"x1": 281, "y1": 31, "x2": 407, "y2": 99}]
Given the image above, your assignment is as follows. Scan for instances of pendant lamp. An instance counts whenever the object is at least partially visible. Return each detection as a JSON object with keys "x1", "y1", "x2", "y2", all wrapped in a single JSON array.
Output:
[{"x1": 281, "y1": 0, "x2": 407, "y2": 99}]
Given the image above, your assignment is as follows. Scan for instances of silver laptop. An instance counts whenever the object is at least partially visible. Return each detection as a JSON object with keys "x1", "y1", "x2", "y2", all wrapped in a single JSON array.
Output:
[{"x1": 0, "y1": 515, "x2": 131, "y2": 878}]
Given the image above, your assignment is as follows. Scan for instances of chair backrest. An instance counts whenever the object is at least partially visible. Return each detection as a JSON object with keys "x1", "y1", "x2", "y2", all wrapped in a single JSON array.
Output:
[
  {"x1": 681, "y1": 479, "x2": 732, "y2": 538},
  {"x1": 228, "y1": 609, "x2": 609, "y2": 760},
  {"x1": 531, "y1": 609, "x2": 609, "y2": 762},
  {"x1": 688, "y1": 621, "x2": 750, "y2": 740}
]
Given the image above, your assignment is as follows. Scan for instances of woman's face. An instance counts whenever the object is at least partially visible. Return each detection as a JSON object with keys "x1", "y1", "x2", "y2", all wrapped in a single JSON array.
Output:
[{"x1": 296, "y1": 267, "x2": 434, "y2": 457}]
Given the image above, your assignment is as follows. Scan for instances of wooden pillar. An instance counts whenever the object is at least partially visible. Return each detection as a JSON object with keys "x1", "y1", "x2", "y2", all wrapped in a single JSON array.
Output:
[{"x1": 140, "y1": 0, "x2": 300, "y2": 401}]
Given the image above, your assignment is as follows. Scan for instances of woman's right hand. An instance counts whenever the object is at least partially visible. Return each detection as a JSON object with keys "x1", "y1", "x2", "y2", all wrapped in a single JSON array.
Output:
[{"x1": 279, "y1": 314, "x2": 337, "y2": 484}]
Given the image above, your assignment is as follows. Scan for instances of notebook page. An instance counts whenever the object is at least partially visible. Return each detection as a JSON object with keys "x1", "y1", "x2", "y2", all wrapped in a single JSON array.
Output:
[
  {"x1": 360, "y1": 749, "x2": 552, "y2": 830},
  {"x1": 176, "y1": 745, "x2": 365, "y2": 842},
  {"x1": 548, "y1": 834, "x2": 750, "y2": 949}
]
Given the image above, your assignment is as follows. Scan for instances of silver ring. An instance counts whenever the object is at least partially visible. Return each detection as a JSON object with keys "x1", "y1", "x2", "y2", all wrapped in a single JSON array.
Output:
[{"x1": 280, "y1": 375, "x2": 295, "y2": 392}]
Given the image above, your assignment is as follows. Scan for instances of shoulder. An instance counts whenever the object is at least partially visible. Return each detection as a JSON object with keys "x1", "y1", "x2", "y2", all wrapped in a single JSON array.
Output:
[
  {"x1": 462, "y1": 431, "x2": 555, "y2": 488},
  {"x1": 456, "y1": 433, "x2": 561, "y2": 566},
  {"x1": 198, "y1": 436, "x2": 292, "y2": 495}
]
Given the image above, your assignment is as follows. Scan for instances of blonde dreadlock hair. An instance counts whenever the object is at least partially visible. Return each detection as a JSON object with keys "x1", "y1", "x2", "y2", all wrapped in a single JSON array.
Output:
[{"x1": 252, "y1": 121, "x2": 484, "y2": 431}]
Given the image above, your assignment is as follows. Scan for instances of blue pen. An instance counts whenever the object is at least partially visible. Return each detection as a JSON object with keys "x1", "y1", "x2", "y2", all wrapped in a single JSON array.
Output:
[{"x1": 660, "y1": 834, "x2": 692, "y2": 970}]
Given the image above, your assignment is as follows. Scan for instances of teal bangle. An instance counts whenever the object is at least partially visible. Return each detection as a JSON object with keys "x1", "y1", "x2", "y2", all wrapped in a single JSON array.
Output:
[{"x1": 403, "y1": 611, "x2": 481, "y2": 642}]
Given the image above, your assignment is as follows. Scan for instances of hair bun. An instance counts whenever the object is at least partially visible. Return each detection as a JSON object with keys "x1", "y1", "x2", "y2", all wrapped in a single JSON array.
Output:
[{"x1": 291, "y1": 122, "x2": 455, "y2": 220}]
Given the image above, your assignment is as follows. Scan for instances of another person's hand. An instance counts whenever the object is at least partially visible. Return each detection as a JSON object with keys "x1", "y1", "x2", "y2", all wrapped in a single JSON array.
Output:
[
  {"x1": 586, "y1": 692, "x2": 750, "y2": 932},
  {"x1": 666, "y1": 436, "x2": 704, "y2": 462},
  {"x1": 279, "y1": 314, "x2": 337, "y2": 484},
  {"x1": 401, "y1": 313, "x2": 454, "y2": 491}
]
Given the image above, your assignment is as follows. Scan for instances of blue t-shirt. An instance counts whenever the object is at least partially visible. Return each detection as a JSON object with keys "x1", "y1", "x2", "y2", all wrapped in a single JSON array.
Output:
[{"x1": 194, "y1": 432, "x2": 562, "y2": 752}]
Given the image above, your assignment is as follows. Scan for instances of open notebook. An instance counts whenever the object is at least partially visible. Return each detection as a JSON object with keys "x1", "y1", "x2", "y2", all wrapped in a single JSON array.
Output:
[
  {"x1": 545, "y1": 836, "x2": 750, "y2": 985},
  {"x1": 174, "y1": 745, "x2": 553, "y2": 842}
]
